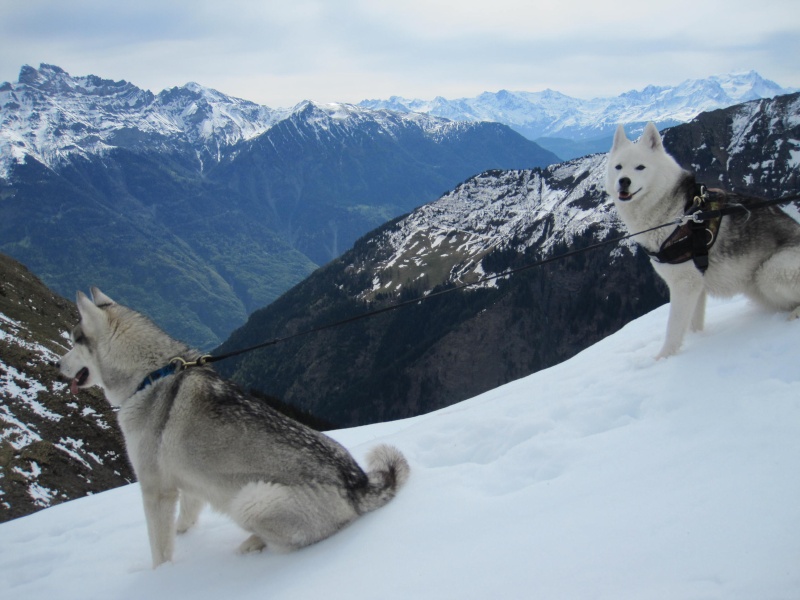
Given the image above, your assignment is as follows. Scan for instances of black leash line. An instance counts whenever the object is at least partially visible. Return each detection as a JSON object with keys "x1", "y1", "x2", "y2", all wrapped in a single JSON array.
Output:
[
  {"x1": 199, "y1": 192, "x2": 800, "y2": 366},
  {"x1": 691, "y1": 192, "x2": 800, "y2": 222}
]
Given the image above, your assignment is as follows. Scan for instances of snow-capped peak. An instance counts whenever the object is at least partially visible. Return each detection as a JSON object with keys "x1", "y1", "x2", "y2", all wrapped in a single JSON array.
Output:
[
  {"x1": 0, "y1": 65, "x2": 479, "y2": 178},
  {"x1": 359, "y1": 72, "x2": 797, "y2": 141},
  {"x1": 0, "y1": 64, "x2": 284, "y2": 177}
]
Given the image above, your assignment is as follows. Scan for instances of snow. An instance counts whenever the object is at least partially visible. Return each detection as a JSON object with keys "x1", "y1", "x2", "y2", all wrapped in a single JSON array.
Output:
[
  {"x1": 1, "y1": 296, "x2": 798, "y2": 599},
  {"x1": 0, "y1": 363, "x2": 62, "y2": 422}
]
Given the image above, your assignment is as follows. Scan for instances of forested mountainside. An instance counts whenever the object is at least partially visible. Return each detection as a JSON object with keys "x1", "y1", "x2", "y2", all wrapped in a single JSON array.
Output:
[{"x1": 0, "y1": 64, "x2": 557, "y2": 348}]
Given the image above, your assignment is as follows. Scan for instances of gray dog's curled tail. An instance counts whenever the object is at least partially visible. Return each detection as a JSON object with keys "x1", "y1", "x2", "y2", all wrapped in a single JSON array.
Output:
[{"x1": 357, "y1": 444, "x2": 410, "y2": 514}]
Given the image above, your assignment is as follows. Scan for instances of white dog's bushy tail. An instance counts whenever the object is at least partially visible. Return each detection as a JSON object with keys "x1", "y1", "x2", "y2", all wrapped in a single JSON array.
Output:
[{"x1": 357, "y1": 444, "x2": 410, "y2": 514}]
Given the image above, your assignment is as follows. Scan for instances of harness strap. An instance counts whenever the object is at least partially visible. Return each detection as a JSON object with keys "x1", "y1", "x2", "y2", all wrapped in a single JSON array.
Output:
[{"x1": 645, "y1": 183, "x2": 723, "y2": 273}]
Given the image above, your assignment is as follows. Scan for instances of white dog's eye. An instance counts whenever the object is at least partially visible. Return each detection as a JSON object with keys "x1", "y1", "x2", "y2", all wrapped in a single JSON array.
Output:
[
  {"x1": 635, "y1": 165, "x2": 646, "y2": 171},
  {"x1": 614, "y1": 164, "x2": 622, "y2": 170}
]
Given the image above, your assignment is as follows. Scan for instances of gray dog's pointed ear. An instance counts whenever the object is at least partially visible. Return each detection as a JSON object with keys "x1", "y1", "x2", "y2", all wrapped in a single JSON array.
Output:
[
  {"x1": 76, "y1": 290, "x2": 95, "y2": 313},
  {"x1": 76, "y1": 290, "x2": 107, "y2": 333},
  {"x1": 90, "y1": 287, "x2": 115, "y2": 308},
  {"x1": 641, "y1": 122, "x2": 663, "y2": 151},
  {"x1": 611, "y1": 124, "x2": 629, "y2": 152}
]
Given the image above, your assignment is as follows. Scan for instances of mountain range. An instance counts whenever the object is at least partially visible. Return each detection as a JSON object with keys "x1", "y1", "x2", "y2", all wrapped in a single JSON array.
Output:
[
  {"x1": 0, "y1": 64, "x2": 557, "y2": 347},
  {"x1": 361, "y1": 71, "x2": 796, "y2": 159},
  {"x1": 216, "y1": 92, "x2": 800, "y2": 427},
  {"x1": 1, "y1": 66, "x2": 793, "y2": 350},
  {"x1": 2, "y1": 72, "x2": 799, "y2": 519}
]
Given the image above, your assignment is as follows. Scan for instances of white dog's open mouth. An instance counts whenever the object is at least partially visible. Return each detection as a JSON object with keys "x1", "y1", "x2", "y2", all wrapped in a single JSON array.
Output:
[
  {"x1": 70, "y1": 367, "x2": 90, "y2": 394},
  {"x1": 617, "y1": 188, "x2": 641, "y2": 201}
]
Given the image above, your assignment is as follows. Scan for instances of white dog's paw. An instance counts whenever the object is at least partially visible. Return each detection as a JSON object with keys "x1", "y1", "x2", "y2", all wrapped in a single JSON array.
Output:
[
  {"x1": 237, "y1": 534, "x2": 267, "y2": 554},
  {"x1": 655, "y1": 345, "x2": 679, "y2": 360}
]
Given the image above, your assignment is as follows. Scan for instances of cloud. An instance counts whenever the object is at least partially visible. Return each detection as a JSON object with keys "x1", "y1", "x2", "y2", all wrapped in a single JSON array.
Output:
[{"x1": 1, "y1": 0, "x2": 798, "y2": 107}]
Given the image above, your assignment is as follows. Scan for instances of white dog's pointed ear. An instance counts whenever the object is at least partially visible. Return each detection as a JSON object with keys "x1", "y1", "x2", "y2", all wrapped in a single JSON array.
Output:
[
  {"x1": 641, "y1": 122, "x2": 663, "y2": 151},
  {"x1": 611, "y1": 124, "x2": 630, "y2": 151},
  {"x1": 90, "y1": 287, "x2": 115, "y2": 308}
]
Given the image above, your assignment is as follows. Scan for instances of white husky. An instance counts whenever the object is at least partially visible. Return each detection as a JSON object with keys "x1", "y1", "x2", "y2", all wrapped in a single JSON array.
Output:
[
  {"x1": 607, "y1": 123, "x2": 800, "y2": 358},
  {"x1": 59, "y1": 288, "x2": 410, "y2": 567}
]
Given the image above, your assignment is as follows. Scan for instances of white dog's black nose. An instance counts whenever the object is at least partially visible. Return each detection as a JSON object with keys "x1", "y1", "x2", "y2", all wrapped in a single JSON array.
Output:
[{"x1": 619, "y1": 177, "x2": 631, "y2": 190}]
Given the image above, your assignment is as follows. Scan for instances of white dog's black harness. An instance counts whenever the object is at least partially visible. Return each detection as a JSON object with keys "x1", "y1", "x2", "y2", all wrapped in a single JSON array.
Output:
[{"x1": 645, "y1": 183, "x2": 724, "y2": 274}]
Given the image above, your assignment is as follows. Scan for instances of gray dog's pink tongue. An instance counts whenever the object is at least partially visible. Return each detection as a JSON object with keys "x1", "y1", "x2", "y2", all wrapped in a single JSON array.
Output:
[{"x1": 70, "y1": 367, "x2": 89, "y2": 394}]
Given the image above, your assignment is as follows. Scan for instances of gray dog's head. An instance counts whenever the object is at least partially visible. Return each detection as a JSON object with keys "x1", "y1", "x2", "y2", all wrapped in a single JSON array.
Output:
[
  {"x1": 59, "y1": 288, "x2": 117, "y2": 398},
  {"x1": 59, "y1": 287, "x2": 185, "y2": 406}
]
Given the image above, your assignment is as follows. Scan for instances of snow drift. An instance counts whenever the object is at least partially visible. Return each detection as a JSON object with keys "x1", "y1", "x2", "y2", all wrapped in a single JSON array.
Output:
[{"x1": 1, "y1": 296, "x2": 798, "y2": 599}]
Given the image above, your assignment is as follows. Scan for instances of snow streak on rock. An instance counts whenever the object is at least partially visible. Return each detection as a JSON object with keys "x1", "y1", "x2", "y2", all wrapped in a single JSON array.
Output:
[{"x1": 358, "y1": 154, "x2": 623, "y2": 299}]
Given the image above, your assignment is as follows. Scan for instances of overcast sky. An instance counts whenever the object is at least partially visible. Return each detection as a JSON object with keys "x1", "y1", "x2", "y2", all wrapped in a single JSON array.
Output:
[{"x1": 1, "y1": 0, "x2": 798, "y2": 108}]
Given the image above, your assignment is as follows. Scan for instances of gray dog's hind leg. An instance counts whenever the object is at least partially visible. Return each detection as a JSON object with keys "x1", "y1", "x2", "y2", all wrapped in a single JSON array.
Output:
[
  {"x1": 176, "y1": 492, "x2": 205, "y2": 534},
  {"x1": 230, "y1": 481, "x2": 359, "y2": 553}
]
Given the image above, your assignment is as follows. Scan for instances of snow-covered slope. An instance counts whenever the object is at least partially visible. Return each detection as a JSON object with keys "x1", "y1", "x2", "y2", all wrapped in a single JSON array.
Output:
[
  {"x1": 2, "y1": 296, "x2": 798, "y2": 599},
  {"x1": 360, "y1": 71, "x2": 796, "y2": 142}
]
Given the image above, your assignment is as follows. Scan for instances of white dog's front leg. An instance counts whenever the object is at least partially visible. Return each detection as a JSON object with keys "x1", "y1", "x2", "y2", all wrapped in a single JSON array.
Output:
[
  {"x1": 656, "y1": 277, "x2": 705, "y2": 359},
  {"x1": 690, "y1": 290, "x2": 706, "y2": 333},
  {"x1": 141, "y1": 485, "x2": 179, "y2": 568}
]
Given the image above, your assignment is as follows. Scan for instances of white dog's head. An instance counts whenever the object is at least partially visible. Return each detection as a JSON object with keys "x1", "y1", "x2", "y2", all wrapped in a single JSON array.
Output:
[{"x1": 606, "y1": 122, "x2": 686, "y2": 208}]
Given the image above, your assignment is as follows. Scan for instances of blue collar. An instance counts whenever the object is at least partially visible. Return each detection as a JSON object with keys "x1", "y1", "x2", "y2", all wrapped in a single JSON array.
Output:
[
  {"x1": 134, "y1": 356, "x2": 212, "y2": 394},
  {"x1": 136, "y1": 361, "x2": 181, "y2": 393}
]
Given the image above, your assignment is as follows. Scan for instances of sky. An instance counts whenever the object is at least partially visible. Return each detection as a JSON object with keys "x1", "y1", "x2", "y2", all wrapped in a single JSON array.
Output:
[{"x1": 1, "y1": 0, "x2": 799, "y2": 108}]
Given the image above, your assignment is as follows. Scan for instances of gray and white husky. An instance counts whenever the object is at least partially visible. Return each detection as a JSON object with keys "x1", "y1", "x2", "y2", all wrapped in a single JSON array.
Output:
[
  {"x1": 607, "y1": 123, "x2": 800, "y2": 358},
  {"x1": 59, "y1": 288, "x2": 409, "y2": 567}
]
